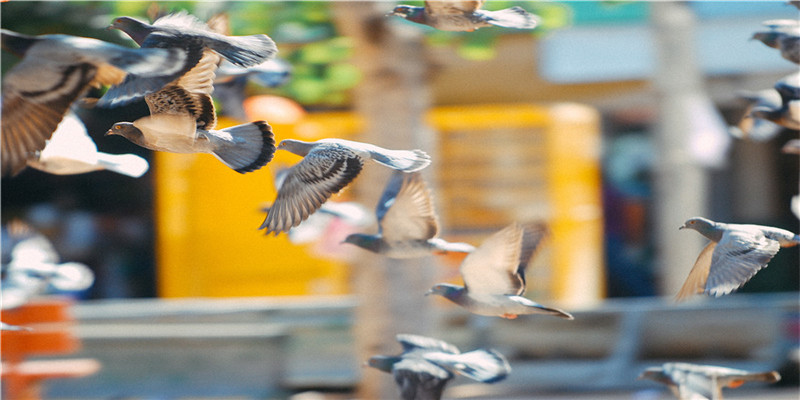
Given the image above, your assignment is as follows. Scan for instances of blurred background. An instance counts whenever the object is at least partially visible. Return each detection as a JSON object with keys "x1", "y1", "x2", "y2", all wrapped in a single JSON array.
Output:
[{"x1": 1, "y1": 1, "x2": 798, "y2": 399}]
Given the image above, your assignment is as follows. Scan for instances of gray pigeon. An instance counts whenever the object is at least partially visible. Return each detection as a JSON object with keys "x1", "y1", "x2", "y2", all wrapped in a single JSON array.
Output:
[
  {"x1": 259, "y1": 138, "x2": 431, "y2": 235},
  {"x1": 368, "y1": 334, "x2": 510, "y2": 400},
  {"x1": 1, "y1": 220, "x2": 95, "y2": 310},
  {"x1": 426, "y1": 223, "x2": 573, "y2": 320},
  {"x1": 389, "y1": 0, "x2": 540, "y2": 31},
  {"x1": 0, "y1": 29, "x2": 185, "y2": 176},
  {"x1": 639, "y1": 362, "x2": 780, "y2": 400},
  {"x1": 752, "y1": 19, "x2": 800, "y2": 64},
  {"x1": 98, "y1": 11, "x2": 277, "y2": 107},
  {"x1": 106, "y1": 47, "x2": 276, "y2": 173},
  {"x1": 728, "y1": 89, "x2": 785, "y2": 142},
  {"x1": 748, "y1": 72, "x2": 800, "y2": 130},
  {"x1": 343, "y1": 171, "x2": 475, "y2": 258},
  {"x1": 26, "y1": 111, "x2": 149, "y2": 177},
  {"x1": 676, "y1": 217, "x2": 800, "y2": 301}
]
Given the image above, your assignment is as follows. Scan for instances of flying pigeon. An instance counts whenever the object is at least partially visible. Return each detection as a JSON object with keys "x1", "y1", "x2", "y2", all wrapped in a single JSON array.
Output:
[
  {"x1": 0, "y1": 29, "x2": 186, "y2": 177},
  {"x1": 259, "y1": 138, "x2": 431, "y2": 235},
  {"x1": 97, "y1": 11, "x2": 277, "y2": 107},
  {"x1": 24, "y1": 111, "x2": 149, "y2": 177},
  {"x1": 367, "y1": 333, "x2": 510, "y2": 400},
  {"x1": 0, "y1": 322, "x2": 32, "y2": 332},
  {"x1": 1, "y1": 220, "x2": 95, "y2": 310},
  {"x1": 389, "y1": 0, "x2": 541, "y2": 32},
  {"x1": 748, "y1": 72, "x2": 800, "y2": 130},
  {"x1": 426, "y1": 223, "x2": 574, "y2": 320},
  {"x1": 676, "y1": 217, "x2": 800, "y2": 301},
  {"x1": 106, "y1": 46, "x2": 276, "y2": 173},
  {"x1": 752, "y1": 19, "x2": 800, "y2": 64},
  {"x1": 728, "y1": 89, "x2": 785, "y2": 142},
  {"x1": 343, "y1": 171, "x2": 475, "y2": 258},
  {"x1": 639, "y1": 362, "x2": 780, "y2": 400}
]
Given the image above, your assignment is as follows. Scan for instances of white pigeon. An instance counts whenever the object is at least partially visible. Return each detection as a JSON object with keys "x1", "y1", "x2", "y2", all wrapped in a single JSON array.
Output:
[
  {"x1": 26, "y1": 111, "x2": 149, "y2": 177},
  {"x1": 639, "y1": 362, "x2": 781, "y2": 400}
]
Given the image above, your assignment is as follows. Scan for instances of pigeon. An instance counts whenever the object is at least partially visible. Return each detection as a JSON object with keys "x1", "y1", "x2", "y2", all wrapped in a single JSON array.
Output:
[
  {"x1": 426, "y1": 223, "x2": 574, "y2": 320},
  {"x1": 367, "y1": 333, "x2": 510, "y2": 400},
  {"x1": 389, "y1": 0, "x2": 540, "y2": 31},
  {"x1": 0, "y1": 29, "x2": 186, "y2": 177},
  {"x1": 728, "y1": 89, "x2": 785, "y2": 142},
  {"x1": 0, "y1": 322, "x2": 32, "y2": 331},
  {"x1": 24, "y1": 111, "x2": 149, "y2": 177},
  {"x1": 106, "y1": 45, "x2": 276, "y2": 173},
  {"x1": 213, "y1": 58, "x2": 292, "y2": 120},
  {"x1": 343, "y1": 171, "x2": 475, "y2": 258},
  {"x1": 639, "y1": 362, "x2": 781, "y2": 400},
  {"x1": 676, "y1": 217, "x2": 800, "y2": 301},
  {"x1": 1, "y1": 220, "x2": 95, "y2": 310},
  {"x1": 748, "y1": 72, "x2": 800, "y2": 130},
  {"x1": 752, "y1": 19, "x2": 800, "y2": 64},
  {"x1": 259, "y1": 138, "x2": 431, "y2": 235},
  {"x1": 98, "y1": 11, "x2": 277, "y2": 107}
]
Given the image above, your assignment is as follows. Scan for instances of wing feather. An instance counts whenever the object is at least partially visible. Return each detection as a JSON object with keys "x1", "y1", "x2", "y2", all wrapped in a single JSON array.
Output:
[
  {"x1": 460, "y1": 223, "x2": 524, "y2": 295},
  {"x1": 379, "y1": 172, "x2": 439, "y2": 242}
]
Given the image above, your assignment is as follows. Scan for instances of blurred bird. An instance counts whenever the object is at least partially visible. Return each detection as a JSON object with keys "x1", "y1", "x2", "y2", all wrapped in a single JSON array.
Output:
[
  {"x1": 389, "y1": 0, "x2": 540, "y2": 31},
  {"x1": 343, "y1": 171, "x2": 475, "y2": 258},
  {"x1": 106, "y1": 36, "x2": 276, "y2": 173},
  {"x1": 0, "y1": 29, "x2": 185, "y2": 176},
  {"x1": 783, "y1": 138, "x2": 800, "y2": 154},
  {"x1": 728, "y1": 89, "x2": 785, "y2": 142},
  {"x1": 25, "y1": 111, "x2": 149, "y2": 177},
  {"x1": 368, "y1": 333, "x2": 510, "y2": 400},
  {"x1": 676, "y1": 217, "x2": 800, "y2": 301},
  {"x1": 98, "y1": 11, "x2": 277, "y2": 107},
  {"x1": 426, "y1": 223, "x2": 573, "y2": 320},
  {"x1": 752, "y1": 19, "x2": 799, "y2": 64},
  {"x1": 639, "y1": 362, "x2": 781, "y2": 400},
  {"x1": 748, "y1": 72, "x2": 800, "y2": 130},
  {"x1": 0, "y1": 322, "x2": 32, "y2": 331},
  {"x1": 1, "y1": 220, "x2": 94, "y2": 310},
  {"x1": 213, "y1": 58, "x2": 292, "y2": 120},
  {"x1": 259, "y1": 138, "x2": 431, "y2": 235}
]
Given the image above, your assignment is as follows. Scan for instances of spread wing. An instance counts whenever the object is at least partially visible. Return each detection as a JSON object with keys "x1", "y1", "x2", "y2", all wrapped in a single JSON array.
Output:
[
  {"x1": 378, "y1": 172, "x2": 439, "y2": 242},
  {"x1": 459, "y1": 223, "x2": 525, "y2": 296},
  {"x1": 397, "y1": 334, "x2": 460, "y2": 354},
  {"x1": 675, "y1": 242, "x2": 716, "y2": 301},
  {"x1": 704, "y1": 230, "x2": 780, "y2": 297},
  {"x1": 425, "y1": 0, "x2": 483, "y2": 15},
  {"x1": 260, "y1": 147, "x2": 364, "y2": 234}
]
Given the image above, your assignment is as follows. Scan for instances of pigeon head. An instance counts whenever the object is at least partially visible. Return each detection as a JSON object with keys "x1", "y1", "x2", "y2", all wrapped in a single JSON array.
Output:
[
  {"x1": 342, "y1": 233, "x2": 382, "y2": 252},
  {"x1": 679, "y1": 217, "x2": 719, "y2": 238},
  {"x1": 751, "y1": 31, "x2": 780, "y2": 48},
  {"x1": 389, "y1": 5, "x2": 426, "y2": 23},
  {"x1": 638, "y1": 367, "x2": 672, "y2": 385},
  {"x1": 106, "y1": 122, "x2": 146, "y2": 146},
  {"x1": 277, "y1": 139, "x2": 314, "y2": 157},
  {"x1": 367, "y1": 355, "x2": 401, "y2": 373},
  {"x1": 109, "y1": 16, "x2": 153, "y2": 45},
  {"x1": 426, "y1": 283, "x2": 464, "y2": 300}
]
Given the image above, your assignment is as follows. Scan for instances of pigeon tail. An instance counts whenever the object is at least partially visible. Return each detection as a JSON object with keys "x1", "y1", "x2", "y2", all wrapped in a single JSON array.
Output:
[
  {"x1": 211, "y1": 120, "x2": 275, "y2": 173},
  {"x1": 96, "y1": 153, "x2": 149, "y2": 178},
  {"x1": 206, "y1": 34, "x2": 278, "y2": 67},
  {"x1": 481, "y1": 7, "x2": 541, "y2": 29},
  {"x1": 424, "y1": 349, "x2": 511, "y2": 383},
  {"x1": 370, "y1": 149, "x2": 431, "y2": 172}
]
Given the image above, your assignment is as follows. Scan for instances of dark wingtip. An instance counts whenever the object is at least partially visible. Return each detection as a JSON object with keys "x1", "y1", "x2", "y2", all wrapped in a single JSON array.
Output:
[{"x1": 234, "y1": 120, "x2": 276, "y2": 174}]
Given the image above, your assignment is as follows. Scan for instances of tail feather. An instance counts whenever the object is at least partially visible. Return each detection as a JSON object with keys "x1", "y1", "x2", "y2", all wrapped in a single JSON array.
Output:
[
  {"x1": 370, "y1": 149, "x2": 431, "y2": 172},
  {"x1": 208, "y1": 34, "x2": 278, "y2": 67},
  {"x1": 482, "y1": 7, "x2": 541, "y2": 29},
  {"x1": 211, "y1": 120, "x2": 275, "y2": 173},
  {"x1": 96, "y1": 153, "x2": 150, "y2": 178}
]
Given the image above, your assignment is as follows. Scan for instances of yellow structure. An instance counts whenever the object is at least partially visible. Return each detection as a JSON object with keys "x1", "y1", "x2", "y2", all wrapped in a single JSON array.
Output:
[{"x1": 157, "y1": 104, "x2": 604, "y2": 306}]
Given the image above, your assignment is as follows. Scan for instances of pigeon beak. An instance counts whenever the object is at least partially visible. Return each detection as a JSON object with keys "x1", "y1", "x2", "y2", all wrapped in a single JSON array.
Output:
[
  {"x1": 105, "y1": 129, "x2": 115, "y2": 136},
  {"x1": 678, "y1": 224, "x2": 686, "y2": 230},
  {"x1": 424, "y1": 289, "x2": 434, "y2": 296}
]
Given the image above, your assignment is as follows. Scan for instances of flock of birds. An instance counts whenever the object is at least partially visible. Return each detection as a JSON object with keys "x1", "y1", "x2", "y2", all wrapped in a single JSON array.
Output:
[{"x1": 0, "y1": 1, "x2": 799, "y2": 399}]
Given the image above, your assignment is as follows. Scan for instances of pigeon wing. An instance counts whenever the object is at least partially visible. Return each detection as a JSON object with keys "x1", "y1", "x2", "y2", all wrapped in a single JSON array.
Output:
[
  {"x1": 392, "y1": 358, "x2": 451, "y2": 400},
  {"x1": 704, "y1": 230, "x2": 780, "y2": 297},
  {"x1": 460, "y1": 223, "x2": 525, "y2": 296},
  {"x1": 397, "y1": 334, "x2": 460, "y2": 354},
  {"x1": 260, "y1": 147, "x2": 364, "y2": 234},
  {"x1": 675, "y1": 242, "x2": 716, "y2": 301},
  {"x1": 422, "y1": 348, "x2": 511, "y2": 383},
  {"x1": 378, "y1": 172, "x2": 440, "y2": 242}
]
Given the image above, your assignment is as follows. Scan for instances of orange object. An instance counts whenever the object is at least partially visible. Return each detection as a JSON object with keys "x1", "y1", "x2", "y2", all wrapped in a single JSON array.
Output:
[{"x1": 1, "y1": 298, "x2": 100, "y2": 400}]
